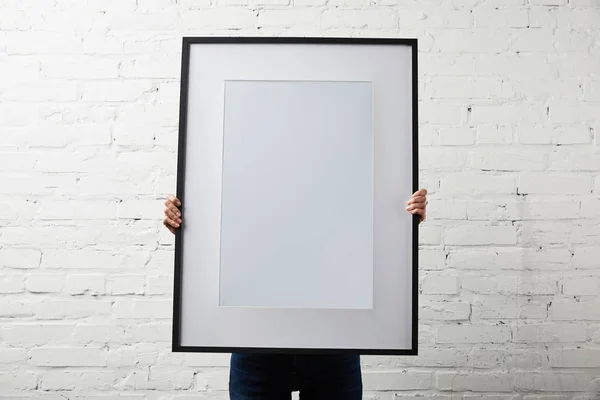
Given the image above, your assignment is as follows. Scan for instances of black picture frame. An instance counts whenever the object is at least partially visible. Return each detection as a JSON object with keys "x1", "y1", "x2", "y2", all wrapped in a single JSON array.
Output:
[{"x1": 172, "y1": 36, "x2": 419, "y2": 356}]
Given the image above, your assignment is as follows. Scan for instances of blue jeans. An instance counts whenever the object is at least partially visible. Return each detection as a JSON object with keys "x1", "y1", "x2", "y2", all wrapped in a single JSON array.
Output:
[{"x1": 229, "y1": 353, "x2": 362, "y2": 400}]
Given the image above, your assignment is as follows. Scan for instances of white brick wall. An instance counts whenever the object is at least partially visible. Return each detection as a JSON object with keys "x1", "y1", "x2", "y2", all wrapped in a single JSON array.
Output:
[{"x1": 1, "y1": 0, "x2": 599, "y2": 398}]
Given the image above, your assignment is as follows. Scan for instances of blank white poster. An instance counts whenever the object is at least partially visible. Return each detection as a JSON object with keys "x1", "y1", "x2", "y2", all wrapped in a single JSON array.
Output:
[{"x1": 219, "y1": 80, "x2": 374, "y2": 309}]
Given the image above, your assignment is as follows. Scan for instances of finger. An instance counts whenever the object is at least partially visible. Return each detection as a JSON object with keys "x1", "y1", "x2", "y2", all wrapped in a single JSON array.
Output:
[
  {"x1": 163, "y1": 215, "x2": 180, "y2": 229},
  {"x1": 165, "y1": 208, "x2": 182, "y2": 224},
  {"x1": 414, "y1": 188, "x2": 427, "y2": 196},
  {"x1": 166, "y1": 210, "x2": 181, "y2": 223},
  {"x1": 408, "y1": 193, "x2": 427, "y2": 200},
  {"x1": 165, "y1": 196, "x2": 181, "y2": 209},
  {"x1": 407, "y1": 196, "x2": 427, "y2": 205},
  {"x1": 407, "y1": 204, "x2": 426, "y2": 212},
  {"x1": 407, "y1": 207, "x2": 425, "y2": 215},
  {"x1": 166, "y1": 202, "x2": 181, "y2": 217},
  {"x1": 406, "y1": 202, "x2": 426, "y2": 210},
  {"x1": 167, "y1": 194, "x2": 182, "y2": 207}
]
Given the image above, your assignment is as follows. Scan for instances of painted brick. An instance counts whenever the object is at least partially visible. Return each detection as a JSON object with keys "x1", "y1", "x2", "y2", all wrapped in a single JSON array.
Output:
[
  {"x1": 445, "y1": 226, "x2": 518, "y2": 246},
  {"x1": 437, "y1": 372, "x2": 513, "y2": 392},
  {"x1": 437, "y1": 325, "x2": 512, "y2": 344},
  {"x1": 1, "y1": 0, "x2": 599, "y2": 397},
  {"x1": 29, "y1": 347, "x2": 107, "y2": 367}
]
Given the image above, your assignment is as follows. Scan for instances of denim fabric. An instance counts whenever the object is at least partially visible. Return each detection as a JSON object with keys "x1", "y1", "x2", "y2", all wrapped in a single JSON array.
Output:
[{"x1": 229, "y1": 353, "x2": 362, "y2": 400}]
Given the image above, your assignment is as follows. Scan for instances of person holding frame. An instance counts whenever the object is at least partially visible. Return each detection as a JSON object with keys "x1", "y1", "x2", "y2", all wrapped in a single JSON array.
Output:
[{"x1": 162, "y1": 188, "x2": 427, "y2": 399}]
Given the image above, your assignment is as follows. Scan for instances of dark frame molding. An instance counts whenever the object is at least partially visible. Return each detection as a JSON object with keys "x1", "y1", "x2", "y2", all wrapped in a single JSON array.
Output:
[{"x1": 172, "y1": 36, "x2": 419, "y2": 356}]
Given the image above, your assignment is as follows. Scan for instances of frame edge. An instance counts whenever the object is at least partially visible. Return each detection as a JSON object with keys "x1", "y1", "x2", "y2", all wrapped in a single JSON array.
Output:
[
  {"x1": 172, "y1": 36, "x2": 192, "y2": 352},
  {"x1": 411, "y1": 38, "x2": 419, "y2": 356}
]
